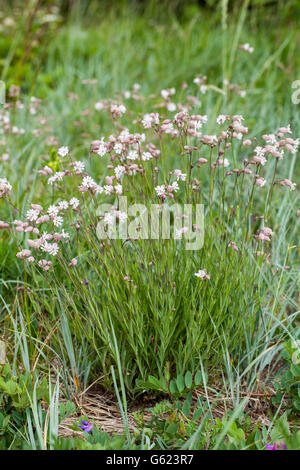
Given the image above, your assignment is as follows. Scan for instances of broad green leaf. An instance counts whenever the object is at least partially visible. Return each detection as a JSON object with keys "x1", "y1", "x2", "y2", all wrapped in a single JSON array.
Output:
[
  {"x1": 169, "y1": 379, "x2": 178, "y2": 395},
  {"x1": 185, "y1": 371, "x2": 193, "y2": 389},
  {"x1": 194, "y1": 370, "x2": 202, "y2": 386},
  {"x1": 182, "y1": 398, "x2": 191, "y2": 417},
  {"x1": 176, "y1": 375, "x2": 185, "y2": 393}
]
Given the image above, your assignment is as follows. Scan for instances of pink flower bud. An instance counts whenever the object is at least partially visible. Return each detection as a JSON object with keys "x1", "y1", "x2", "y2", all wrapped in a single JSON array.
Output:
[
  {"x1": 27, "y1": 239, "x2": 41, "y2": 249},
  {"x1": 31, "y1": 204, "x2": 43, "y2": 212},
  {"x1": 105, "y1": 176, "x2": 114, "y2": 185},
  {"x1": 0, "y1": 221, "x2": 9, "y2": 229},
  {"x1": 68, "y1": 258, "x2": 77, "y2": 267},
  {"x1": 16, "y1": 249, "x2": 32, "y2": 259}
]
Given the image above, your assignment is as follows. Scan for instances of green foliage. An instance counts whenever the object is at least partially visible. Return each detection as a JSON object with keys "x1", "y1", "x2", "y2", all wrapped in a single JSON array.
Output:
[
  {"x1": 134, "y1": 398, "x2": 300, "y2": 450},
  {"x1": 0, "y1": 362, "x2": 77, "y2": 449},
  {"x1": 270, "y1": 413, "x2": 300, "y2": 450},
  {"x1": 136, "y1": 392, "x2": 205, "y2": 449},
  {"x1": 59, "y1": 400, "x2": 77, "y2": 421},
  {"x1": 0, "y1": 364, "x2": 48, "y2": 409},
  {"x1": 272, "y1": 341, "x2": 300, "y2": 414},
  {"x1": 136, "y1": 369, "x2": 206, "y2": 397},
  {"x1": 0, "y1": 363, "x2": 48, "y2": 449}
]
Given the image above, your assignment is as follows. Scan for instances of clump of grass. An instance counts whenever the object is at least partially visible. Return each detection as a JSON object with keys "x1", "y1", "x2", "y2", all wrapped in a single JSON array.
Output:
[{"x1": 1, "y1": 76, "x2": 298, "y2": 394}]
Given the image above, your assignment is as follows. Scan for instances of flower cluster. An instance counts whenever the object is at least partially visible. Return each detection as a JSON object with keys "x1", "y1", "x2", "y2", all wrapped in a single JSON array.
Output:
[
  {"x1": 0, "y1": 76, "x2": 296, "y2": 278},
  {"x1": 0, "y1": 177, "x2": 12, "y2": 198}
]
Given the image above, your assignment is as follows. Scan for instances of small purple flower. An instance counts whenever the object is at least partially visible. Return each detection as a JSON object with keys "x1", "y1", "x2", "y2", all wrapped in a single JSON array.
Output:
[
  {"x1": 266, "y1": 442, "x2": 286, "y2": 450},
  {"x1": 83, "y1": 278, "x2": 89, "y2": 285},
  {"x1": 78, "y1": 420, "x2": 93, "y2": 433}
]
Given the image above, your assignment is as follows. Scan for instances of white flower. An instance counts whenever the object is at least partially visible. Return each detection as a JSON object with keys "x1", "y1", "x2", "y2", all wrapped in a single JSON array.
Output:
[
  {"x1": 234, "y1": 132, "x2": 243, "y2": 140},
  {"x1": 142, "y1": 114, "x2": 153, "y2": 129},
  {"x1": 104, "y1": 185, "x2": 114, "y2": 195},
  {"x1": 128, "y1": 165, "x2": 138, "y2": 176},
  {"x1": 73, "y1": 161, "x2": 85, "y2": 173},
  {"x1": 40, "y1": 232, "x2": 52, "y2": 243},
  {"x1": 240, "y1": 43, "x2": 254, "y2": 53},
  {"x1": 289, "y1": 138, "x2": 299, "y2": 154},
  {"x1": 119, "y1": 129, "x2": 130, "y2": 142},
  {"x1": 94, "y1": 101, "x2": 104, "y2": 111},
  {"x1": 110, "y1": 104, "x2": 126, "y2": 116},
  {"x1": 252, "y1": 155, "x2": 267, "y2": 166},
  {"x1": 58, "y1": 200, "x2": 69, "y2": 210},
  {"x1": 114, "y1": 142, "x2": 123, "y2": 154},
  {"x1": 104, "y1": 212, "x2": 115, "y2": 226},
  {"x1": 192, "y1": 120, "x2": 203, "y2": 131},
  {"x1": 52, "y1": 215, "x2": 63, "y2": 227},
  {"x1": 94, "y1": 185, "x2": 103, "y2": 194},
  {"x1": 81, "y1": 176, "x2": 96, "y2": 189},
  {"x1": 41, "y1": 241, "x2": 59, "y2": 256},
  {"x1": 47, "y1": 205, "x2": 59, "y2": 217},
  {"x1": 69, "y1": 197, "x2": 80, "y2": 209},
  {"x1": 280, "y1": 179, "x2": 297, "y2": 191},
  {"x1": 171, "y1": 181, "x2": 179, "y2": 192},
  {"x1": 97, "y1": 140, "x2": 107, "y2": 157},
  {"x1": 155, "y1": 185, "x2": 166, "y2": 197},
  {"x1": 47, "y1": 172, "x2": 64, "y2": 185},
  {"x1": 114, "y1": 165, "x2": 126, "y2": 179},
  {"x1": 26, "y1": 209, "x2": 39, "y2": 222},
  {"x1": 175, "y1": 227, "x2": 188, "y2": 237},
  {"x1": 216, "y1": 158, "x2": 229, "y2": 167},
  {"x1": 167, "y1": 102, "x2": 176, "y2": 112},
  {"x1": 142, "y1": 151, "x2": 152, "y2": 161},
  {"x1": 0, "y1": 178, "x2": 12, "y2": 198},
  {"x1": 161, "y1": 122, "x2": 174, "y2": 134},
  {"x1": 194, "y1": 269, "x2": 210, "y2": 280},
  {"x1": 256, "y1": 177, "x2": 266, "y2": 187},
  {"x1": 254, "y1": 146, "x2": 265, "y2": 158},
  {"x1": 58, "y1": 146, "x2": 69, "y2": 157},
  {"x1": 216, "y1": 114, "x2": 228, "y2": 125},
  {"x1": 203, "y1": 135, "x2": 217, "y2": 145},
  {"x1": 127, "y1": 150, "x2": 138, "y2": 161},
  {"x1": 263, "y1": 134, "x2": 277, "y2": 145},
  {"x1": 115, "y1": 184, "x2": 123, "y2": 195},
  {"x1": 173, "y1": 169, "x2": 186, "y2": 181},
  {"x1": 117, "y1": 211, "x2": 127, "y2": 222},
  {"x1": 61, "y1": 229, "x2": 70, "y2": 238}
]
